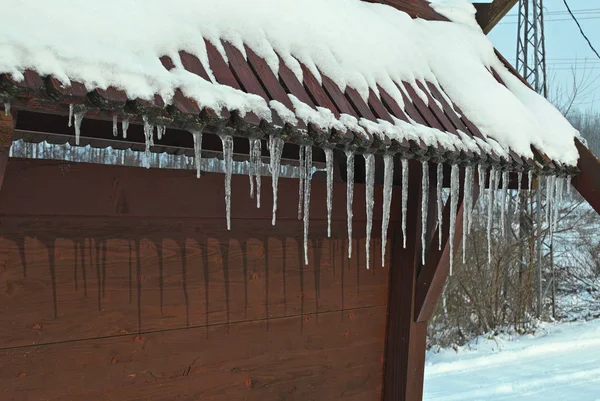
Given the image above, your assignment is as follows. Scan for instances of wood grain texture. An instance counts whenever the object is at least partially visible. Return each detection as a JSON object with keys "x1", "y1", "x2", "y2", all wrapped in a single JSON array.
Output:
[
  {"x1": 0, "y1": 158, "x2": 396, "y2": 401},
  {"x1": 1, "y1": 306, "x2": 387, "y2": 401}
]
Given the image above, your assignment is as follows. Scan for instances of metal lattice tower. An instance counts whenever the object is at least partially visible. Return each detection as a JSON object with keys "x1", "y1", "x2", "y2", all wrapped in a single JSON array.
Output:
[
  {"x1": 516, "y1": 0, "x2": 551, "y2": 318},
  {"x1": 516, "y1": 0, "x2": 547, "y2": 97}
]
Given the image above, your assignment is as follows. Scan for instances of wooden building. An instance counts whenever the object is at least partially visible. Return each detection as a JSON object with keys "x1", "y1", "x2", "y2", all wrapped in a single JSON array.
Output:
[{"x1": 0, "y1": 1, "x2": 599, "y2": 400}]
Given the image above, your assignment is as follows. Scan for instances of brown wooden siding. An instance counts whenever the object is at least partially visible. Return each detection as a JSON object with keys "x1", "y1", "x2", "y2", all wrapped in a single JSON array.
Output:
[{"x1": 0, "y1": 159, "x2": 395, "y2": 401}]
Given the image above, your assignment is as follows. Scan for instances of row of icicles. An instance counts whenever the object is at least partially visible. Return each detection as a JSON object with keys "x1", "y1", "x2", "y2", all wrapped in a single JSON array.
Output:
[{"x1": 63, "y1": 107, "x2": 571, "y2": 272}]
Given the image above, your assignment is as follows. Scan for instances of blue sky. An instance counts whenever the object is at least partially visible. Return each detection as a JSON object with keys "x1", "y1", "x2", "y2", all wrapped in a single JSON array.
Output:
[{"x1": 487, "y1": 0, "x2": 600, "y2": 113}]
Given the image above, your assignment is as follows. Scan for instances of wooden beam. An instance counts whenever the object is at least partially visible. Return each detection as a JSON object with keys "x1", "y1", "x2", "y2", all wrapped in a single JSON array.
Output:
[
  {"x1": 572, "y1": 138, "x2": 600, "y2": 215},
  {"x1": 414, "y1": 167, "x2": 480, "y2": 323},
  {"x1": 382, "y1": 159, "x2": 429, "y2": 401},
  {"x1": 474, "y1": 0, "x2": 519, "y2": 34},
  {"x1": 0, "y1": 110, "x2": 14, "y2": 192}
]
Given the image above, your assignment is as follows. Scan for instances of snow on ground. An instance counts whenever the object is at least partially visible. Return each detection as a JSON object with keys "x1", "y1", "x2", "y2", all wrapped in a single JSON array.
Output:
[{"x1": 424, "y1": 319, "x2": 600, "y2": 400}]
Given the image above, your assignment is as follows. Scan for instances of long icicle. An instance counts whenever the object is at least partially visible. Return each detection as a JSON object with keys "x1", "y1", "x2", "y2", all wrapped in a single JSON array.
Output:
[
  {"x1": 421, "y1": 161, "x2": 429, "y2": 265},
  {"x1": 192, "y1": 130, "x2": 203, "y2": 178},
  {"x1": 515, "y1": 171, "x2": 523, "y2": 218},
  {"x1": 449, "y1": 164, "x2": 459, "y2": 274},
  {"x1": 303, "y1": 145, "x2": 313, "y2": 265},
  {"x1": 253, "y1": 139, "x2": 262, "y2": 208},
  {"x1": 500, "y1": 170, "x2": 509, "y2": 236},
  {"x1": 142, "y1": 115, "x2": 153, "y2": 169},
  {"x1": 381, "y1": 154, "x2": 394, "y2": 266},
  {"x1": 402, "y1": 158, "x2": 409, "y2": 248},
  {"x1": 463, "y1": 165, "x2": 473, "y2": 263},
  {"x1": 298, "y1": 145, "x2": 305, "y2": 220},
  {"x1": 545, "y1": 175, "x2": 554, "y2": 226},
  {"x1": 437, "y1": 163, "x2": 444, "y2": 250},
  {"x1": 364, "y1": 153, "x2": 375, "y2": 270},
  {"x1": 221, "y1": 134, "x2": 234, "y2": 231},
  {"x1": 248, "y1": 138, "x2": 255, "y2": 199},
  {"x1": 325, "y1": 148, "x2": 334, "y2": 238},
  {"x1": 346, "y1": 150, "x2": 355, "y2": 259},
  {"x1": 487, "y1": 167, "x2": 496, "y2": 264},
  {"x1": 68, "y1": 104, "x2": 74, "y2": 128},
  {"x1": 528, "y1": 170, "x2": 533, "y2": 193},
  {"x1": 269, "y1": 135, "x2": 284, "y2": 226}
]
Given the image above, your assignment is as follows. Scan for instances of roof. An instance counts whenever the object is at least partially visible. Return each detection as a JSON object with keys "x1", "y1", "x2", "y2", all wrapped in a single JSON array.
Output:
[{"x1": 0, "y1": 0, "x2": 581, "y2": 172}]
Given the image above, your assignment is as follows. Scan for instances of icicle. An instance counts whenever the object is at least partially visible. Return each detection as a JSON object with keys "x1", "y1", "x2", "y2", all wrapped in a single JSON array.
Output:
[
  {"x1": 514, "y1": 171, "x2": 523, "y2": 218},
  {"x1": 142, "y1": 116, "x2": 154, "y2": 169},
  {"x1": 68, "y1": 104, "x2": 74, "y2": 128},
  {"x1": 364, "y1": 153, "x2": 375, "y2": 270},
  {"x1": 545, "y1": 175, "x2": 554, "y2": 226},
  {"x1": 156, "y1": 125, "x2": 165, "y2": 141},
  {"x1": 3, "y1": 102, "x2": 10, "y2": 116},
  {"x1": 421, "y1": 161, "x2": 429, "y2": 265},
  {"x1": 486, "y1": 167, "x2": 497, "y2": 264},
  {"x1": 253, "y1": 139, "x2": 262, "y2": 208},
  {"x1": 552, "y1": 175, "x2": 560, "y2": 233},
  {"x1": 401, "y1": 158, "x2": 409, "y2": 249},
  {"x1": 325, "y1": 148, "x2": 334, "y2": 238},
  {"x1": 478, "y1": 165, "x2": 486, "y2": 199},
  {"x1": 73, "y1": 110, "x2": 85, "y2": 146},
  {"x1": 112, "y1": 115, "x2": 118, "y2": 137},
  {"x1": 192, "y1": 131, "x2": 202, "y2": 178},
  {"x1": 269, "y1": 135, "x2": 284, "y2": 226},
  {"x1": 381, "y1": 154, "x2": 394, "y2": 267},
  {"x1": 303, "y1": 145, "x2": 313, "y2": 265},
  {"x1": 297, "y1": 146, "x2": 305, "y2": 220},
  {"x1": 500, "y1": 170, "x2": 509, "y2": 236},
  {"x1": 466, "y1": 165, "x2": 474, "y2": 235},
  {"x1": 346, "y1": 150, "x2": 355, "y2": 259},
  {"x1": 449, "y1": 164, "x2": 459, "y2": 274},
  {"x1": 248, "y1": 138, "x2": 256, "y2": 199},
  {"x1": 528, "y1": 170, "x2": 533, "y2": 193},
  {"x1": 437, "y1": 163, "x2": 444, "y2": 251},
  {"x1": 463, "y1": 165, "x2": 473, "y2": 263},
  {"x1": 221, "y1": 135, "x2": 234, "y2": 231},
  {"x1": 122, "y1": 118, "x2": 129, "y2": 139}
]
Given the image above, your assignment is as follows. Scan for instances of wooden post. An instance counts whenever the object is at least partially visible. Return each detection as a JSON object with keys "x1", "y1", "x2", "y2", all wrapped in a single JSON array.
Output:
[
  {"x1": 382, "y1": 159, "x2": 429, "y2": 401},
  {"x1": 0, "y1": 110, "x2": 14, "y2": 192},
  {"x1": 383, "y1": 164, "x2": 481, "y2": 401}
]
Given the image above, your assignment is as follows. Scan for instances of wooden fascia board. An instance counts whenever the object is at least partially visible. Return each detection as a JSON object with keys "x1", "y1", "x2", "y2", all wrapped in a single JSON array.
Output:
[
  {"x1": 572, "y1": 138, "x2": 600, "y2": 215},
  {"x1": 474, "y1": 0, "x2": 519, "y2": 34}
]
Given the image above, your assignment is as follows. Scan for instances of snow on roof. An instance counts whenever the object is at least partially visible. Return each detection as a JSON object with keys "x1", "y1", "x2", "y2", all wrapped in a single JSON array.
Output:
[{"x1": 0, "y1": 0, "x2": 580, "y2": 166}]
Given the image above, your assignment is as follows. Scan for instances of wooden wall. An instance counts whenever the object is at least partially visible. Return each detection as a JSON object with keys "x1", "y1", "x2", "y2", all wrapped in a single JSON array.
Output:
[{"x1": 0, "y1": 159, "x2": 397, "y2": 401}]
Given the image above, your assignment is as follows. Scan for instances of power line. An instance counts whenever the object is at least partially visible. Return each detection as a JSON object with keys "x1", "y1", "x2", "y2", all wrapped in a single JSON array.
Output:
[
  {"x1": 499, "y1": 16, "x2": 600, "y2": 25},
  {"x1": 562, "y1": 0, "x2": 600, "y2": 61},
  {"x1": 504, "y1": 8, "x2": 600, "y2": 18}
]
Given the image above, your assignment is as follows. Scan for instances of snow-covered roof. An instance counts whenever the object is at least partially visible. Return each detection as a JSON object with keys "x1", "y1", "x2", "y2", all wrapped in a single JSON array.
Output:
[{"x1": 0, "y1": 0, "x2": 580, "y2": 168}]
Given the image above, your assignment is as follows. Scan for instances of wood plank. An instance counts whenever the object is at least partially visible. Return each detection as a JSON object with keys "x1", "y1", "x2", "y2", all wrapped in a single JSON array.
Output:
[
  {"x1": 245, "y1": 47, "x2": 295, "y2": 110},
  {"x1": 277, "y1": 57, "x2": 316, "y2": 108},
  {"x1": 474, "y1": 0, "x2": 519, "y2": 34},
  {"x1": 573, "y1": 138, "x2": 600, "y2": 215},
  {"x1": 179, "y1": 50, "x2": 211, "y2": 81},
  {"x1": 0, "y1": 218, "x2": 389, "y2": 348},
  {"x1": 321, "y1": 75, "x2": 358, "y2": 117},
  {"x1": 0, "y1": 159, "x2": 393, "y2": 348},
  {"x1": 0, "y1": 306, "x2": 387, "y2": 401},
  {"x1": 299, "y1": 63, "x2": 340, "y2": 118},
  {"x1": 0, "y1": 159, "x2": 405, "y2": 222}
]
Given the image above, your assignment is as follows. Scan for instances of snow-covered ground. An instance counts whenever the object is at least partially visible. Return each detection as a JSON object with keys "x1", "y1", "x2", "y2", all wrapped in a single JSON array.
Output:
[{"x1": 424, "y1": 319, "x2": 600, "y2": 400}]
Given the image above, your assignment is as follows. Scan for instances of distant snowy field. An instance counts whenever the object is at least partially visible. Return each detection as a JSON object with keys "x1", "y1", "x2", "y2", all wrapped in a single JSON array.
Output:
[{"x1": 424, "y1": 319, "x2": 600, "y2": 400}]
